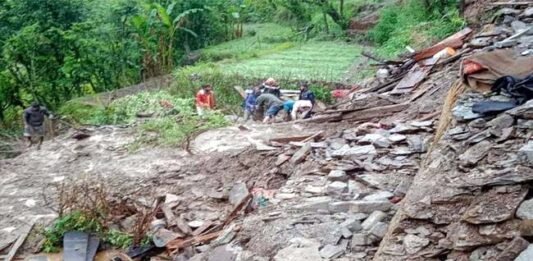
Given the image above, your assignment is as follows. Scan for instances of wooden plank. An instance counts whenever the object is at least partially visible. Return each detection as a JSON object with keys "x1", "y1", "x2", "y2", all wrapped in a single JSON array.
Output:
[
  {"x1": 5, "y1": 221, "x2": 35, "y2": 261},
  {"x1": 268, "y1": 135, "x2": 313, "y2": 144},
  {"x1": 301, "y1": 131, "x2": 324, "y2": 143},
  {"x1": 413, "y1": 27, "x2": 473, "y2": 61},
  {"x1": 390, "y1": 61, "x2": 433, "y2": 95},
  {"x1": 342, "y1": 103, "x2": 409, "y2": 121},
  {"x1": 490, "y1": 1, "x2": 533, "y2": 5}
]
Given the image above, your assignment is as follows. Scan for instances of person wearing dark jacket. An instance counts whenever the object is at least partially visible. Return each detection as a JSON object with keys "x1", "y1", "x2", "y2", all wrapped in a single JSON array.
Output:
[
  {"x1": 298, "y1": 82, "x2": 315, "y2": 119},
  {"x1": 23, "y1": 102, "x2": 53, "y2": 150},
  {"x1": 256, "y1": 93, "x2": 283, "y2": 123}
]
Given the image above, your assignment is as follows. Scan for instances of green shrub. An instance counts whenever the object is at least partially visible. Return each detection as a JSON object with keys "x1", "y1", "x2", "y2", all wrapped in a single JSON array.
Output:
[
  {"x1": 42, "y1": 211, "x2": 104, "y2": 253},
  {"x1": 369, "y1": 0, "x2": 465, "y2": 58}
]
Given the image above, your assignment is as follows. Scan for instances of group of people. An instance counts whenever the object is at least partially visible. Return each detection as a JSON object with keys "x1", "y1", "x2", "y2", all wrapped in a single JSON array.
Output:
[
  {"x1": 194, "y1": 78, "x2": 316, "y2": 123},
  {"x1": 243, "y1": 78, "x2": 315, "y2": 123}
]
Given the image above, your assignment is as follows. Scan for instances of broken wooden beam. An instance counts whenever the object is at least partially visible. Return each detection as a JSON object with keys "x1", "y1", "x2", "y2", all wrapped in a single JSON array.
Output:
[
  {"x1": 4, "y1": 221, "x2": 34, "y2": 261},
  {"x1": 301, "y1": 131, "x2": 324, "y2": 143},
  {"x1": 223, "y1": 193, "x2": 253, "y2": 227},
  {"x1": 166, "y1": 230, "x2": 222, "y2": 251},
  {"x1": 413, "y1": 27, "x2": 473, "y2": 61},
  {"x1": 268, "y1": 135, "x2": 315, "y2": 144},
  {"x1": 342, "y1": 103, "x2": 409, "y2": 121}
]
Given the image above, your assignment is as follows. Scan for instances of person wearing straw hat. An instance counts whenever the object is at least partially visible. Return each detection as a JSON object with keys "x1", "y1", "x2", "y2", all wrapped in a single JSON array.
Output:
[{"x1": 261, "y1": 78, "x2": 281, "y2": 98}]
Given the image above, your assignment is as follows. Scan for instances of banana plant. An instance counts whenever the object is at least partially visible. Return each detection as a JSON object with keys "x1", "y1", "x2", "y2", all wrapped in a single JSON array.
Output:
[{"x1": 130, "y1": 2, "x2": 202, "y2": 77}]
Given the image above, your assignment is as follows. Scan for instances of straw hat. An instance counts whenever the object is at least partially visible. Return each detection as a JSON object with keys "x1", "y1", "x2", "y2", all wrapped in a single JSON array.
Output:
[{"x1": 264, "y1": 78, "x2": 278, "y2": 87}]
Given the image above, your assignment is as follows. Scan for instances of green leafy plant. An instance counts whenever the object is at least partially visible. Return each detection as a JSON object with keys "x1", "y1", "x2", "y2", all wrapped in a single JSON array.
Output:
[
  {"x1": 105, "y1": 230, "x2": 133, "y2": 249},
  {"x1": 42, "y1": 211, "x2": 104, "y2": 253}
]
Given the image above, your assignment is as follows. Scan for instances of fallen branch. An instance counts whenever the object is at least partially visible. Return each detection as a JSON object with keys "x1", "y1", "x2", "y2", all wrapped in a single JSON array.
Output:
[{"x1": 2, "y1": 221, "x2": 34, "y2": 261}]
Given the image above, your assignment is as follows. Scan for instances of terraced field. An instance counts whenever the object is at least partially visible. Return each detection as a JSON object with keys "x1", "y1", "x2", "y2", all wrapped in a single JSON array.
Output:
[{"x1": 221, "y1": 41, "x2": 362, "y2": 81}]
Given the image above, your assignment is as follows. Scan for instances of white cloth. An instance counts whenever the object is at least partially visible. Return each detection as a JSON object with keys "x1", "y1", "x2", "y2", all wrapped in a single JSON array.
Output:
[
  {"x1": 196, "y1": 106, "x2": 205, "y2": 116},
  {"x1": 291, "y1": 100, "x2": 313, "y2": 120}
]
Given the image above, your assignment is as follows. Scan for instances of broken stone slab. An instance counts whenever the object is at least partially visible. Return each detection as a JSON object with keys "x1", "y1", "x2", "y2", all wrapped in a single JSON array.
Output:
[
  {"x1": 488, "y1": 114, "x2": 514, "y2": 132},
  {"x1": 496, "y1": 237, "x2": 529, "y2": 260},
  {"x1": 453, "y1": 104, "x2": 482, "y2": 121},
  {"x1": 331, "y1": 145, "x2": 377, "y2": 158},
  {"x1": 305, "y1": 185, "x2": 325, "y2": 195},
  {"x1": 187, "y1": 220, "x2": 204, "y2": 228},
  {"x1": 208, "y1": 245, "x2": 235, "y2": 261},
  {"x1": 361, "y1": 211, "x2": 387, "y2": 230},
  {"x1": 457, "y1": 166, "x2": 533, "y2": 187},
  {"x1": 393, "y1": 179, "x2": 412, "y2": 197},
  {"x1": 403, "y1": 234, "x2": 430, "y2": 254},
  {"x1": 165, "y1": 194, "x2": 180, "y2": 204},
  {"x1": 290, "y1": 143, "x2": 312, "y2": 164},
  {"x1": 229, "y1": 182, "x2": 249, "y2": 206},
  {"x1": 319, "y1": 244, "x2": 345, "y2": 259},
  {"x1": 406, "y1": 135, "x2": 426, "y2": 153},
  {"x1": 363, "y1": 191, "x2": 394, "y2": 201},
  {"x1": 517, "y1": 197, "x2": 533, "y2": 220},
  {"x1": 351, "y1": 201, "x2": 393, "y2": 214},
  {"x1": 465, "y1": 130, "x2": 491, "y2": 145},
  {"x1": 340, "y1": 226, "x2": 353, "y2": 239},
  {"x1": 468, "y1": 118, "x2": 487, "y2": 129},
  {"x1": 409, "y1": 120, "x2": 433, "y2": 128},
  {"x1": 294, "y1": 197, "x2": 332, "y2": 212},
  {"x1": 358, "y1": 134, "x2": 391, "y2": 148},
  {"x1": 511, "y1": 20, "x2": 528, "y2": 33},
  {"x1": 274, "y1": 238, "x2": 322, "y2": 261},
  {"x1": 327, "y1": 181, "x2": 348, "y2": 196},
  {"x1": 341, "y1": 217, "x2": 362, "y2": 232},
  {"x1": 462, "y1": 185, "x2": 527, "y2": 224},
  {"x1": 521, "y1": 7, "x2": 533, "y2": 18},
  {"x1": 351, "y1": 233, "x2": 372, "y2": 246},
  {"x1": 389, "y1": 123, "x2": 419, "y2": 134},
  {"x1": 516, "y1": 244, "x2": 533, "y2": 261},
  {"x1": 518, "y1": 141, "x2": 533, "y2": 166},
  {"x1": 506, "y1": 99, "x2": 533, "y2": 119},
  {"x1": 275, "y1": 154, "x2": 291, "y2": 166},
  {"x1": 328, "y1": 170, "x2": 348, "y2": 182},
  {"x1": 152, "y1": 228, "x2": 183, "y2": 247},
  {"x1": 459, "y1": 140, "x2": 492, "y2": 167},
  {"x1": 370, "y1": 222, "x2": 388, "y2": 239},
  {"x1": 494, "y1": 127, "x2": 514, "y2": 142},
  {"x1": 388, "y1": 134, "x2": 406, "y2": 143},
  {"x1": 391, "y1": 147, "x2": 414, "y2": 156}
]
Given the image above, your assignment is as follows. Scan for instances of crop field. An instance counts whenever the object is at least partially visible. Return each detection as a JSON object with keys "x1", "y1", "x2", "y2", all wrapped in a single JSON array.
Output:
[{"x1": 220, "y1": 41, "x2": 362, "y2": 81}]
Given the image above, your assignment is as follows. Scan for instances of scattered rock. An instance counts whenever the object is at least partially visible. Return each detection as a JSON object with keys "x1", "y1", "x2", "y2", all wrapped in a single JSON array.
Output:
[
  {"x1": 516, "y1": 244, "x2": 533, "y2": 261},
  {"x1": 453, "y1": 104, "x2": 482, "y2": 121},
  {"x1": 359, "y1": 134, "x2": 391, "y2": 148},
  {"x1": 511, "y1": 20, "x2": 528, "y2": 32},
  {"x1": 294, "y1": 197, "x2": 332, "y2": 212},
  {"x1": 361, "y1": 211, "x2": 387, "y2": 230},
  {"x1": 208, "y1": 245, "x2": 235, "y2": 261},
  {"x1": 390, "y1": 123, "x2": 418, "y2": 134},
  {"x1": 468, "y1": 118, "x2": 486, "y2": 129},
  {"x1": 462, "y1": 185, "x2": 527, "y2": 224},
  {"x1": 517, "y1": 198, "x2": 533, "y2": 220},
  {"x1": 459, "y1": 140, "x2": 492, "y2": 166},
  {"x1": 274, "y1": 238, "x2": 322, "y2": 261},
  {"x1": 305, "y1": 185, "x2": 325, "y2": 194},
  {"x1": 370, "y1": 222, "x2": 388, "y2": 239},
  {"x1": 165, "y1": 193, "x2": 180, "y2": 204},
  {"x1": 363, "y1": 191, "x2": 394, "y2": 201},
  {"x1": 496, "y1": 237, "x2": 529, "y2": 260},
  {"x1": 388, "y1": 134, "x2": 407, "y2": 143},
  {"x1": 188, "y1": 220, "x2": 204, "y2": 228},
  {"x1": 291, "y1": 143, "x2": 312, "y2": 164},
  {"x1": 403, "y1": 234, "x2": 430, "y2": 254},
  {"x1": 229, "y1": 182, "x2": 249, "y2": 206},
  {"x1": 332, "y1": 145, "x2": 377, "y2": 157},
  {"x1": 521, "y1": 7, "x2": 533, "y2": 18},
  {"x1": 518, "y1": 141, "x2": 533, "y2": 166},
  {"x1": 351, "y1": 233, "x2": 371, "y2": 246},
  {"x1": 327, "y1": 181, "x2": 348, "y2": 196},
  {"x1": 506, "y1": 99, "x2": 533, "y2": 119},
  {"x1": 319, "y1": 244, "x2": 345, "y2": 259},
  {"x1": 350, "y1": 200, "x2": 393, "y2": 213},
  {"x1": 328, "y1": 170, "x2": 348, "y2": 182},
  {"x1": 406, "y1": 135, "x2": 426, "y2": 153},
  {"x1": 341, "y1": 218, "x2": 363, "y2": 232}
]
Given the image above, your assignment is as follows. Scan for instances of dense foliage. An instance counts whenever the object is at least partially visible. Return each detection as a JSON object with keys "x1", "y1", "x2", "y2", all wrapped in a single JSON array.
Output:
[{"x1": 0, "y1": 0, "x2": 464, "y2": 130}]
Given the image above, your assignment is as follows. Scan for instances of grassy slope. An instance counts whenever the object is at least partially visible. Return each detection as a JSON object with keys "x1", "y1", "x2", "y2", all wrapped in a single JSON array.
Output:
[{"x1": 199, "y1": 23, "x2": 363, "y2": 82}]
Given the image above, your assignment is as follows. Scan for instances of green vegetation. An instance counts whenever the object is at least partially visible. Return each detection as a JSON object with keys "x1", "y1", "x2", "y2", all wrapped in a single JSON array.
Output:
[
  {"x1": 222, "y1": 41, "x2": 361, "y2": 81},
  {"x1": 369, "y1": 0, "x2": 465, "y2": 57},
  {"x1": 61, "y1": 91, "x2": 229, "y2": 148}
]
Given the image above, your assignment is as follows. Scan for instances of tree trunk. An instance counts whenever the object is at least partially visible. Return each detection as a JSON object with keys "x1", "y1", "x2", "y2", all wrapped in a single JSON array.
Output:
[
  {"x1": 323, "y1": 12, "x2": 329, "y2": 33},
  {"x1": 340, "y1": 0, "x2": 344, "y2": 17}
]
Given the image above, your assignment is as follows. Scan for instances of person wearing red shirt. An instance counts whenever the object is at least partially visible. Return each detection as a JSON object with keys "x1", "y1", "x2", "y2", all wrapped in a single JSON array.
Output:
[{"x1": 195, "y1": 84, "x2": 216, "y2": 116}]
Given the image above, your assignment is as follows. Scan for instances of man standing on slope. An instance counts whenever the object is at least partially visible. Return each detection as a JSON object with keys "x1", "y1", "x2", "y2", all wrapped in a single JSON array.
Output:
[
  {"x1": 23, "y1": 101, "x2": 53, "y2": 150},
  {"x1": 195, "y1": 84, "x2": 216, "y2": 116}
]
